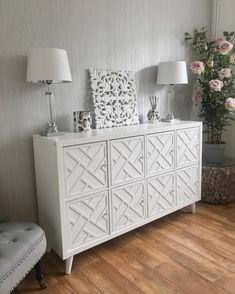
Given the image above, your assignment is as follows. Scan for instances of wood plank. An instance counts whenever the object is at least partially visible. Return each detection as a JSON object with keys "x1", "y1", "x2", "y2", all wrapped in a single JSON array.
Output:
[
  {"x1": 196, "y1": 204, "x2": 235, "y2": 227},
  {"x1": 46, "y1": 252, "x2": 102, "y2": 294},
  {"x1": 94, "y1": 241, "x2": 184, "y2": 294},
  {"x1": 15, "y1": 202, "x2": 235, "y2": 294},
  {"x1": 133, "y1": 226, "x2": 228, "y2": 282},
  {"x1": 112, "y1": 232, "x2": 170, "y2": 269},
  {"x1": 147, "y1": 221, "x2": 235, "y2": 271},
  {"x1": 215, "y1": 272, "x2": 235, "y2": 294},
  {"x1": 163, "y1": 213, "x2": 224, "y2": 242},
  {"x1": 78, "y1": 253, "x2": 144, "y2": 294},
  {"x1": 154, "y1": 260, "x2": 230, "y2": 294}
]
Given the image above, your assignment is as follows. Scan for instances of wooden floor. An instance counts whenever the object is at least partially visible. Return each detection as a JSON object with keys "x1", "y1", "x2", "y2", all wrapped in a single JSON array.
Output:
[{"x1": 15, "y1": 201, "x2": 235, "y2": 294}]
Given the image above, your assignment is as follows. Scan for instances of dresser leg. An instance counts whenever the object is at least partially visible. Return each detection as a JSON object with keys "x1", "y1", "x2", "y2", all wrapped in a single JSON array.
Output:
[
  {"x1": 65, "y1": 256, "x2": 74, "y2": 274},
  {"x1": 191, "y1": 203, "x2": 196, "y2": 214}
]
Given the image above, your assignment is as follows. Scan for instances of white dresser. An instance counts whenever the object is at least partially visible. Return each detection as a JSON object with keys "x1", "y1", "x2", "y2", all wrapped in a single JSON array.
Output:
[{"x1": 33, "y1": 121, "x2": 202, "y2": 274}]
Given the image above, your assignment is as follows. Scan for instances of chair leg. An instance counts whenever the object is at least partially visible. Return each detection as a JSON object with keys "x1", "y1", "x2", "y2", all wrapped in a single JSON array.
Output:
[{"x1": 35, "y1": 261, "x2": 47, "y2": 289}]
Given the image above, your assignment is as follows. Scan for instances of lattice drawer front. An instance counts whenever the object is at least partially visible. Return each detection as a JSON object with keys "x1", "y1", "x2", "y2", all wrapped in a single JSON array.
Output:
[
  {"x1": 177, "y1": 165, "x2": 199, "y2": 205},
  {"x1": 111, "y1": 136, "x2": 144, "y2": 185},
  {"x1": 112, "y1": 181, "x2": 145, "y2": 232},
  {"x1": 147, "y1": 131, "x2": 174, "y2": 176},
  {"x1": 148, "y1": 173, "x2": 175, "y2": 217},
  {"x1": 67, "y1": 191, "x2": 109, "y2": 249},
  {"x1": 64, "y1": 142, "x2": 107, "y2": 198},
  {"x1": 176, "y1": 127, "x2": 200, "y2": 168}
]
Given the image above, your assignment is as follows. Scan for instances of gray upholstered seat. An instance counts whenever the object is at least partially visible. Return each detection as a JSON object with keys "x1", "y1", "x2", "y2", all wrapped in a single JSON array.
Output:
[{"x1": 0, "y1": 222, "x2": 46, "y2": 294}]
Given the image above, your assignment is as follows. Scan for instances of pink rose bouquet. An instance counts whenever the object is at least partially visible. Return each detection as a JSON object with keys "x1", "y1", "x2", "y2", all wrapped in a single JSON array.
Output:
[
  {"x1": 185, "y1": 28, "x2": 235, "y2": 144},
  {"x1": 213, "y1": 37, "x2": 224, "y2": 45},
  {"x1": 218, "y1": 41, "x2": 233, "y2": 55},
  {"x1": 192, "y1": 92, "x2": 202, "y2": 105},
  {"x1": 218, "y1": 68, "x2": 232, "y2": 79},
  {"x1": 209, "y1": 79, "x2": 223, "y2": 91},
  {"x1": 190, "y1": 61, "x2": 205, "y2": 75},
  {"x1": 225, "y1": 98, "x2": 235, "y2": 111}
]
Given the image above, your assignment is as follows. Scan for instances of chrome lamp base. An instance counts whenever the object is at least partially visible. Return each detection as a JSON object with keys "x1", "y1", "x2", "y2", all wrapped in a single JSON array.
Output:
[
  {"x1": 41, "y1": 122, "x2": 65, "y2": 137},
  {"x1": 40, "y1": 83, "x2": 65, "y2": 137},
  {"x1": 161, "y1": 113, "x2": 180, "y2": 123},
  {"x1": 162, "y1": 86, "x2": 180, "y2": 123}
]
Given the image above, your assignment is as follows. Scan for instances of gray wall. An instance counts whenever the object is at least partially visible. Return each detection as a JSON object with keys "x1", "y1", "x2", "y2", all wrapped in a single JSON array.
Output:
[
  {"x1": 219, "y1": 0, "x2": 235, "y2": 159},
  {"x1": 0, "y1": 0, "x2": 212, "y2": 222}
]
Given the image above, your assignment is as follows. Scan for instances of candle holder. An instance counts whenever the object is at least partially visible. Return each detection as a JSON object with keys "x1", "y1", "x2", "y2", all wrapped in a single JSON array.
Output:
[{"x1": 73, "y1": 111, "x2": 92, "y2": 132}]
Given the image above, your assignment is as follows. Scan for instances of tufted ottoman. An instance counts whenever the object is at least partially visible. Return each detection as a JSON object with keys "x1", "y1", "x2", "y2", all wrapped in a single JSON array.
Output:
[{"x1": 0, "y1": 222, "x2": 47, "y2": 293}]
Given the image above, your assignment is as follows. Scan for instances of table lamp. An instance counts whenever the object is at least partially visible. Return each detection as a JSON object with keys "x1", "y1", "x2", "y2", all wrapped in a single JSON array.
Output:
[
  {"x1": 27, "y1": 48, "x2": 72, "y2": 136},
  {"x1": 157, "y1": 61, "x2": 188, "y2": 122}
]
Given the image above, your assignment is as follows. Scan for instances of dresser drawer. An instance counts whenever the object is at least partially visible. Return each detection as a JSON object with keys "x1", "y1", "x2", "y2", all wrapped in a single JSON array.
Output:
[
  {"x1": 66, "y1": 191, "x2": 109, "y2": 249},
  {"x1": 176, "y1": 127, "x2": 200, "y2": 168},
  {"x1": 110, "y1": 136, "x2": 144, "y2": 186},
  {"x1": 111, "y1": 180, "x2": 146, "y2": 232},
  {"x1": 176, "y1": 165, "x2": 200, "y2": 205},
  {"x1": 147, "y1": 131, "x2": 174, "y2": 176},
  {"x1": 148, "y1": 172, "x2": 175, "y2": 217},
  {"x1": 64, "y1": 141, "x2": 108, "y2": 198}
]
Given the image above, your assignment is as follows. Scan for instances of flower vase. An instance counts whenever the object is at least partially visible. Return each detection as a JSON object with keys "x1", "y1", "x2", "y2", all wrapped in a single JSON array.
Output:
[
  {"x1": 204, "y1": 142, "x2": 226, "y2": 164},
  {"x1": 147, "y1": 96, "x2": 160, "y2": 123}
]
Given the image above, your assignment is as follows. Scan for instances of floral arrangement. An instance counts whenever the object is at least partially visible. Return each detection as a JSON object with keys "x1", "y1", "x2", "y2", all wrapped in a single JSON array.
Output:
[{"x1": 185, "y1": 27, "x2": 235, "y2": 144}]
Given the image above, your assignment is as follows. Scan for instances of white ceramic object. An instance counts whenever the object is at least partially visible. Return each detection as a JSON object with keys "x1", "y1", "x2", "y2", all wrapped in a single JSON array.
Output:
[{"x1": 89, "y1": 69, "x2": 139, "y2": 129}]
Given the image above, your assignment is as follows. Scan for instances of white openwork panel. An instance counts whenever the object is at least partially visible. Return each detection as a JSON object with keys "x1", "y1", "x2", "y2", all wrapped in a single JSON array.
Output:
[
  {"x1": 148, "y1": 173, "x2": 175, "y2": 217},
  {"x1": 64, "y1": 142, "x2": 107, "y2": 198},
  {"x1": 67, "y1": 191, "x2": 109, "y2": 249},
  {"x1": 176, "y1": 127, "x2": 200, "y2": 168},
  {"x1": 147, "y1": 131, "x2": 174, "y2": 176},
  {"x1": 177, "y1": 165, "x2": 199, "y2": 205},
  {"x1": 89, "y1": 69, "x2": 139, "y2": 129},
  {"x1": 110, "y1": 136, "x2": 144, "y2": 185},
  {"x1": 112, "y1": 181, "x2": 145, "y2": 232}
]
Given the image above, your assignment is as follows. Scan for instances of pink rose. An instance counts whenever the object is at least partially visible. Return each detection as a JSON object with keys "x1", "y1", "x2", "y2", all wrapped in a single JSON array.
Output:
[
  {"x1": 213, "y1": 37, "x2": 224, "y2": 45},
  {"x1": 190, "y1": 61, "x2": 205, "y2": 75},
  {"x1": 218, "y1": 41, "x2": 233, "y2": 55},
  {"x1": 192, "y1": 92, "x2": 202, "y2": 105},
  {"x1": 218, "y1": 68, "x2": 232, "y2": 79},
  {"x1": 209, "y1": 79, "x2": 223, "y2": 91},
  {"x1": 225, "y1": 97, "x2": 235, "y2": 111},
  {"x1": 230, "y1": 54, "x2": 235, "y2": 64}
]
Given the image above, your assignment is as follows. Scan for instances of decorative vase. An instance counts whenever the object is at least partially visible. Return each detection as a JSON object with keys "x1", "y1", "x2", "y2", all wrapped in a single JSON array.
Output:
[
  {"x1": 204, "y1": 142, "x2": 226, "y2": 164},
  {"x1": 73, "y1": 111, "x2": 92, "y2": 132},
  {"x1": 147, "y1": 96, "x2": 159, "y2": 123}
]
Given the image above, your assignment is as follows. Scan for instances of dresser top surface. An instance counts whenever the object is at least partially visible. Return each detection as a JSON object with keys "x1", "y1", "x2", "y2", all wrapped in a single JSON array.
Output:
[{"x1": 33, "y1": 121, "x2": 202, "y2": 147}]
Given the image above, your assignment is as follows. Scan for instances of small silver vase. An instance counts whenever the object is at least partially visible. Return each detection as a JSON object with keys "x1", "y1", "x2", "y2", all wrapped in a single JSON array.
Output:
[
  {"x1": 73, "y1": 111, "x2": 92, "y2": 132},
  {"x1": 147, "y1": 96, "x2": 160, "y2": 123}
]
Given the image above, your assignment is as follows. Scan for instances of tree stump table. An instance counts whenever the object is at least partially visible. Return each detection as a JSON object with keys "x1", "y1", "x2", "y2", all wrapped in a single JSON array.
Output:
[{"x1": 202, "y1": 161, "x2": 235, "y2": 204}]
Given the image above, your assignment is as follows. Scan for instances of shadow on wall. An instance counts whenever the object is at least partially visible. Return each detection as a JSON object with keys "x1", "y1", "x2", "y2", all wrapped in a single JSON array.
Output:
[
  {"x1": 0, "y1": 55, "x2": 41, "y2": 222},
  {"x1": 136, "y1": 65, "x2": 158, "y2": 123},
  {"x1": 85, "y1": 69, "x2": 95, "y2": 129}
]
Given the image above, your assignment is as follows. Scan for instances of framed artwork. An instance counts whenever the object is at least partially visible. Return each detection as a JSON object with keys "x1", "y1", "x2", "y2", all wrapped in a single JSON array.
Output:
[{"x1": 89, "y1": 69, "x2": 139, "y2": 129}]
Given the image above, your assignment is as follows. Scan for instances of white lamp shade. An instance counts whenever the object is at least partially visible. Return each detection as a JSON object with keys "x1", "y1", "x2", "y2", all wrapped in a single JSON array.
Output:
[
  {"x1": 157, "y1": 61, "x2": 188, "y2": 85},
  {"x1": 27, "y1": 48, "x2": 72, "y2": 83}
]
